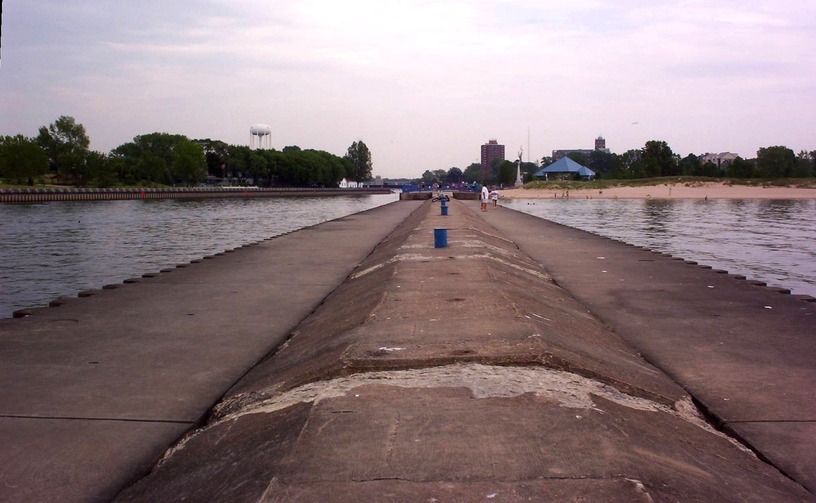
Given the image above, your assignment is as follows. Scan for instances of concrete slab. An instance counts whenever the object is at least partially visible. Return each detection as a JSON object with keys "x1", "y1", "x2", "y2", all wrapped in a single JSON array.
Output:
[
  {"x1": 115, "y1": 198, "x2": 813, "y2": 502},
  {"x1": 0, "y1": 417, "x2": 189, "y2": 503},
  {"x1": 222, "y1": 200, "x2": 685, "y2": 409},
  {"x1": 728, "y1": 421, "x2": 816, "y2": 494},
  {"x1": 0, "y1": 201, "x2": 422, "y2": 502},
  {"x1": 472, "y1": 200, "x2": 816, "y2": 494},
  {"x1": 117, "y1": 375, "x2": 811, "y2": 502}
]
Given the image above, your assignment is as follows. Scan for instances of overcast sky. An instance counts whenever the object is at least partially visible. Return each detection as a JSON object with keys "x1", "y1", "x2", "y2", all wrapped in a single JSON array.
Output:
[{"x1": 1, "y1": 1, "x2": 814, "y2": 178}]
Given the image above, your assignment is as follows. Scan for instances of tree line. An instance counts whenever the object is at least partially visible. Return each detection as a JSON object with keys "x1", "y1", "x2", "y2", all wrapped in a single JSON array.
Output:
[
  {"x1": 422, "y1": 140, "x2": 816, "y2": 187},
  {"x1": 420, "y1": 160, "x2": 528, "y2": 188},
  {"x1": 0, "y1": 116, "x2": 373, "y2": 187},
  {"x1": 551, "y1": 140, "x2": 816, "y2": 180}
]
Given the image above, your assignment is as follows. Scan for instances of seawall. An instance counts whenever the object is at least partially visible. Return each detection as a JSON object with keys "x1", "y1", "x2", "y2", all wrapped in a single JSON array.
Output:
[
  {"x1": 117, "y1": 198, "x2": 813, "y2": 502},
  {"x1": 0, "y1": 200, "x2": 422, "y2": 502},
  {"x1": 1, "y1": 197, "x2": 814, "y2": 502},
  {"x1": 0, "y1": 186, "x2": 390, "y2": 203}
]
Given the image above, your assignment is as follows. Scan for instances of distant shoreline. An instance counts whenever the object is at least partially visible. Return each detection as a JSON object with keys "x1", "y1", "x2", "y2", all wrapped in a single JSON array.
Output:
[
  {"x1": 502, "y1": 182, "x2": 816, "y2": 200},
  {"x1": 0, "y1": 187, "x2": 391, "y2": 203}
]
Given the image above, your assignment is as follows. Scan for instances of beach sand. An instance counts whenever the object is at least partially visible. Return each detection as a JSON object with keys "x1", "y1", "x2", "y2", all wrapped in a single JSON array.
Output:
[{"x1": 500, "y1": 182, "x2": 816, "y2": 200}]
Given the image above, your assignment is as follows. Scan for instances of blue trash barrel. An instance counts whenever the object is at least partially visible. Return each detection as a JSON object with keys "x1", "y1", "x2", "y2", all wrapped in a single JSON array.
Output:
[
  {"x1": 441, "y1": 205, "x2": 449, "y2": 216},
  {"x1": 434, "y1": 228, "x2": 448, "y2": 248}
]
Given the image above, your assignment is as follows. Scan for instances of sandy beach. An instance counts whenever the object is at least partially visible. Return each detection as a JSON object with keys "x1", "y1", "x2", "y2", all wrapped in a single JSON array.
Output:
[{"x1": 501, "y1": 182, "x2": 816, "y2": 200}]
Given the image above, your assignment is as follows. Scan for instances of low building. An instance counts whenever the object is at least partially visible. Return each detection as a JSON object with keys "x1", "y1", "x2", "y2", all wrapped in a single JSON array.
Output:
[
  {"x1": 339, "y1": 178, "x2": 360, "y2": 188},
  {"x1": 533, "y1": 157, "x2": 596, "y2": 180},
  {"x1": 553, "y1": 136, "x2": 610, "y2": 160},
  {"x1": 700, "y1": 152, "x2": 739, "y2": 167}
]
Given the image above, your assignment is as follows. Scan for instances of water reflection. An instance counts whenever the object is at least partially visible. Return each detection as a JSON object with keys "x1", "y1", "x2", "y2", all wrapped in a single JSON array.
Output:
[
  {"x1": 643, "y1": 199, "x2": 673, "y2": 237},
  {"x1": 0, "y1": 194, "x2": 398, "y2": 318},
  {"x1": 505, "y1": 198, "x2": 816, "y2": 298}
]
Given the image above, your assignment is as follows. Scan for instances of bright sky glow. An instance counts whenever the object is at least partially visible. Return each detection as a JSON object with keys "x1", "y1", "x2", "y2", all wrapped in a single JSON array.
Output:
[{"x1": 1, "y1": 0, "x2": 814, "y2": 177}]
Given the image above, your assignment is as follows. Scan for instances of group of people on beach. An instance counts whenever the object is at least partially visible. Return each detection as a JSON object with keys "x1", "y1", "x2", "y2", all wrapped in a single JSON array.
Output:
[{"x1": 480, "y1": 185, "x2": 499, "y2": 211}]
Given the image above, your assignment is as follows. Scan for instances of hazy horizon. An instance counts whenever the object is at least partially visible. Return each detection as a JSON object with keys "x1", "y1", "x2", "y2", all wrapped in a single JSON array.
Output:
[{"x1": 2, "y1": 1, "x2": 814, "y2": 178}]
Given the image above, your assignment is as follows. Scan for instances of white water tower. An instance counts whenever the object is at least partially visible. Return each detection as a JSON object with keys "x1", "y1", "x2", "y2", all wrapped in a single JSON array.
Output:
[{"x1": 249, "y1": 124, "x2": 272, "y2": 149}]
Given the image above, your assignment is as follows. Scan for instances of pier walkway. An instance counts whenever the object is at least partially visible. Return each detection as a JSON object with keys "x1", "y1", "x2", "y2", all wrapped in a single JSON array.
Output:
[
  {"x1": 0, "y1": 201, "x2": 422, "y2": 502},
  {"x1": 474, "y1": 200, "x2": 816, "y2": 495},
  {"x1": 1, "y1": 196, "x2": 814, "y2": 502}
]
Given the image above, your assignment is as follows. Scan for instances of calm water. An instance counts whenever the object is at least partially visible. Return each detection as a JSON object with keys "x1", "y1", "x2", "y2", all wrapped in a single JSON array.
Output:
[
  {"x1": 3, "y1": 195, "x2": 814, "y2": 319},
  {"x1": 0, "y1": 194, "x2": 398, "y2": 318},
  {"x1": 505, "y1": 198, "x2": 816, "y2": 298}
]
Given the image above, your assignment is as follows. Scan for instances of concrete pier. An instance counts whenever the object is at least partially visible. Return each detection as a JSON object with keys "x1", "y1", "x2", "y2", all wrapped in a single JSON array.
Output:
[
  {"x1": 1, "y1": 197, "x2": 814, "y2": 502},
  {"x1": 0, "y1": 201, "x2": 422, "y2": 502}
]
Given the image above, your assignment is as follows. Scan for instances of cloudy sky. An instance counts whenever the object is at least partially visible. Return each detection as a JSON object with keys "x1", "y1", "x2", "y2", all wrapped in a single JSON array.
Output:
[{"x1": 1, "y1": 1, "x2": 814, "y2": 178}]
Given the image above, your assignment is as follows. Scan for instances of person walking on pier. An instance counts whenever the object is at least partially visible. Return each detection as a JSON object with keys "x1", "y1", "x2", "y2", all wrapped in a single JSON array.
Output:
[
  {"x1": 480, "y1": 184, "x2": 489, "y2": 211},
  {"x1": 490, "y1": 187, "x2": 499, "y2": 208}
]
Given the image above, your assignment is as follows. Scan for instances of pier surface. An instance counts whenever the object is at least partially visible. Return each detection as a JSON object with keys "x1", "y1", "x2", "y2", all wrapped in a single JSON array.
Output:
[
  {"x1": 0, "y1": 201, "x2": 421, "y2": 502},
  {"x1": 1, "y1": 197, "x2": 814, "y2": 502}
]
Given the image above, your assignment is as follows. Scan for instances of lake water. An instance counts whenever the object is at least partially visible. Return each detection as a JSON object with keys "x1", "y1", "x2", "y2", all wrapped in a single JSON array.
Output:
[
  {"x1": 3, "y1": 195, "x2": 814, "y2": 319},
  {"x1": 0, "y1": 194, "x2": 398, "y2": 318},
  {"x1": 504, "y1": 197, "x2": 816, "y2": 298}
]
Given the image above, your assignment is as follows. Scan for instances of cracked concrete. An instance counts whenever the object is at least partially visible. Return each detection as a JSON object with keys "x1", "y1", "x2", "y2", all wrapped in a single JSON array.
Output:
[
  {"x1": 114, "y1": 198, "x2": 813, "y2": 502},
  {"x1": 169, "y1": 363, "x2": 749, "y2": 460}
]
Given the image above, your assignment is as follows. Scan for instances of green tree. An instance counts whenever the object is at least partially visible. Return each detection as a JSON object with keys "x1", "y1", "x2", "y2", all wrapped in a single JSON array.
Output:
[
  {"x1": 36, "y1": 115, "x2": 91, "y2": 184},
  {"x1": 224, "y1": 145, "x2": 250, "y2": 181},
  {"x1": 587, "y1": 151, "x2": 613, "y2": 175},
  {"x1": 431, "y1": 169, "x2": 447, "y2": 184},
  {"x1": 85, "y1": 150, "x2": 118, "y2": 187},
  {"x1": 196, "y1": 139, "x2": 230, "y2": 178},
  {"x1": 756, "y1": 146, "x2": 796, "y2": 178},
  {"x1": 484, "y1": 157, "x2": 502, "y2": 185},
  {"x1": 497, "y1": 160, "x2": 516, "y2": 185},
  {"x1": 810, "y1": 151, "x2": 816, "y2": 177},
  {"x1": 700, "y1": 161, "x2": 719, "y2": 178},
  {"x1": 724, "y1": 157, "x2": 755, "y2": 178},
  {"x1": 565, "y1": 152, "x2": 589, "y2": 166},
  {"x1": 463, "y1": 162, "x2": 482, "y2": 183},
  {"x1": 794, "y1": 150, "x2": 814, "y2": 178},
  {"x1": 0, "y1": 135, "x2": 49, "y2": 184},
  {"x1": 447, "y1": 167, "x2": 463, "y2": 184},
  {"x1": 641, "y1": 140, "x2": 676, "y2": 177},
  {"x1": 617, "y1": 149, "x2": 643, "y2": 179},
  {"x1": 344, "y1": 140, "x2": 372, "y2": 182},
  {"x1": 173, "y1": 139, "x2": 206, "y2": 185},
  {"x1": 310, "y1": 149, "x2": 347, "y2": 187},
  {"x1": 112, "y1": 132, "x2": 201, "y2": 185},
  {"x1": 517, "y1": 161, "x2": 538, "y2": 182},
  {"x1": 679, "y1": 154, "x2": 702, "y2": 176}
]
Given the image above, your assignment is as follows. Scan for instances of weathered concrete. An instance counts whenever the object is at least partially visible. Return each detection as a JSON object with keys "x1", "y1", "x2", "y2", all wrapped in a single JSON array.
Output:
[
  {"x1": 473, "y1": 200, "x2": 816, "y2": 494},
  {"x1": 114, "y1": 198, "x2": 813, "y2": 502},
  {"x1": 0, "y1": 201, "x2": 422, "y2": 503}
]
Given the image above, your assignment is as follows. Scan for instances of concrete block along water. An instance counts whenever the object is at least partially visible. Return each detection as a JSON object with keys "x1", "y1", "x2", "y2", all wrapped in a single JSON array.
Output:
[
  {"x1": 114, "y1": 197, "x2": 814, "y2": 502},
  {"x1": 1, "y1": 195, "x2": 814, "y2": 502}
]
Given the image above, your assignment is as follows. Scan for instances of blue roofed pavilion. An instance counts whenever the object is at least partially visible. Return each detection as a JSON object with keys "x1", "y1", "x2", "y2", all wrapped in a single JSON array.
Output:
[{"x1": 533, "y1": 157, "x2": 596, "y2": 180}]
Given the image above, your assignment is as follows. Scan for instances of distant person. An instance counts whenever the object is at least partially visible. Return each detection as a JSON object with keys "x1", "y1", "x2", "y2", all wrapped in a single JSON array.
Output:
[
  {"x1": 490, "y1": 188, "x2": 499, "y2": 208},
  {"x1": 480, "y1": 185, "x2": 489, "y2": 211}
]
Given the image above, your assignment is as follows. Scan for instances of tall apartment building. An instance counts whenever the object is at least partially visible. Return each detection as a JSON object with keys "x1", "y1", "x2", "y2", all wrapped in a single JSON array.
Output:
[{"x1": 481, "y1": 140, "x2": 505, "y2": 180}]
